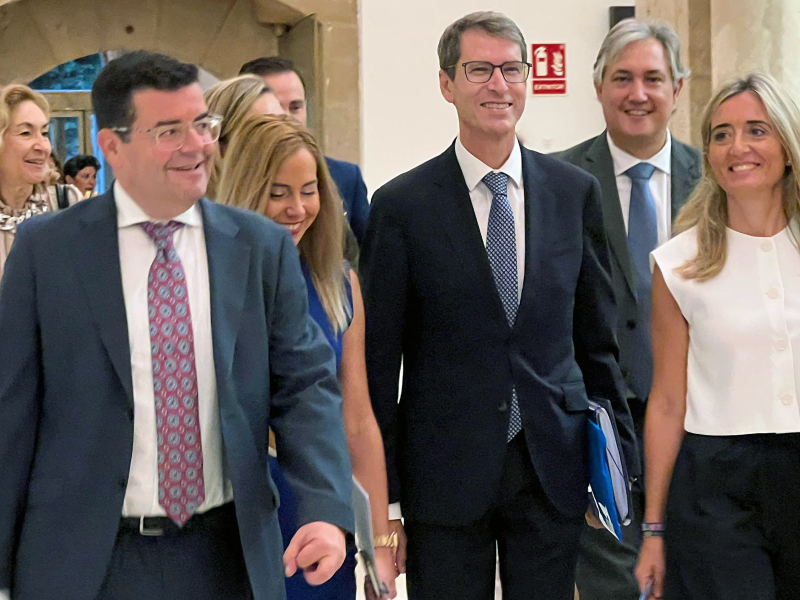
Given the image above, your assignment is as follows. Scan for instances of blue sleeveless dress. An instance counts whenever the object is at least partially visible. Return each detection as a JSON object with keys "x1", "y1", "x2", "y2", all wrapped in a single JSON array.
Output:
[{"x1": 268, "y1": 262, "x2": 356, "y2": 599}]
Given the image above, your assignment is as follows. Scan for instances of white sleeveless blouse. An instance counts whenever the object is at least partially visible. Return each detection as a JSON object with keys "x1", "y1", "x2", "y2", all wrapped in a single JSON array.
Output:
[{"x1": 652, "y1": 224, "x2": 800, "y2": 435}]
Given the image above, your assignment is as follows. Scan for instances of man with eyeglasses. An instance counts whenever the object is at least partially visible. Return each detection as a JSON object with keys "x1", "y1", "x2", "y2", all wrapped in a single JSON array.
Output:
[
  {"x1": 361, "y1": 11, "x2": 637, "y2": 600},
  {"x1": 0, "y1": 50, "x2": 353, "y2": 600}
]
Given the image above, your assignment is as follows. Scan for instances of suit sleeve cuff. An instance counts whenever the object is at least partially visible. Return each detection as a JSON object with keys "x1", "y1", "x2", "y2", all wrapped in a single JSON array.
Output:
[{"x1": 388, "y1": 502, "x2": 403, "y2": 520}]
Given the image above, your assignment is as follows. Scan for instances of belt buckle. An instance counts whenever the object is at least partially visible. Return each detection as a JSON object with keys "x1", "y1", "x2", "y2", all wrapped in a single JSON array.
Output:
[{"x1": 139, "y1": 516, "x2": 164, "y2": 536}]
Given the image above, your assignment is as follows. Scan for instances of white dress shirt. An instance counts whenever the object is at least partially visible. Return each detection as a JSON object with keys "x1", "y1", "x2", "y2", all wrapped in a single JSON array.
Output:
[
  {"x1": 115, "y1": 182, "x2": 232, "y2": 517},
  {"x1": 652, "y1": 223, "x2": 800, "y2": 435},
  {"x1": 388, "y1": 138, "x2": 526, "y2": 522},
  {"x1": 608, "y1": 131, "x2": 672, "y2": 245},
  {"x1": 455, "y1": 136, "x2": 526, "y2": 300}
]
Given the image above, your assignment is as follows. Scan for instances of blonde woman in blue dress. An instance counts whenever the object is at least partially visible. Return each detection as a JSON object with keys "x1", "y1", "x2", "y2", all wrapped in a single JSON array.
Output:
[
  {"x1": 636, "y1": 73, "x2": 800, "y2": 599},
  {"x1": 216, "y1": 114, "x2": 399, "y2": 600}
]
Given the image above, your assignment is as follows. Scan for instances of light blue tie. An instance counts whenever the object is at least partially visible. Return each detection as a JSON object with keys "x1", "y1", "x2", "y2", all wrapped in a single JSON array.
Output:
[
  {"x1": 483, "y1": 172, "x2": 522, "y2": 441},
  {"x1": 625, "y1": 162, "x2": 657, "y2": 400}
]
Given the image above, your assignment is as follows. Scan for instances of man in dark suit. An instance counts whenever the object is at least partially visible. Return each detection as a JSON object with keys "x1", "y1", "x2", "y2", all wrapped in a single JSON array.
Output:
[
  {"x1": 559, "y1": 20, "x2": 701, "y2": 600},
  {"x1": 0, "y1": 51, "x2": 353, "y2": 600},
  {"x1": 361, "y1": 12, "x2": 637, "y2": 600},
  {"x1": 239, "y1": 57, "x2": 370, "y2": 246}
]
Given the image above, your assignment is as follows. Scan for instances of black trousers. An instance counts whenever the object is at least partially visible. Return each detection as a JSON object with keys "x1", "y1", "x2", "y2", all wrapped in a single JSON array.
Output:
[
  {"x1": 666, "y1": 433, "x2": 800, "y2": 600},
  {"x1": 95, "y1": 503, "x2": 254, "y2": 600},
  {"x1": 575, "y1": 398, "x2": 646, "y2": 600},
  {"x1": 405, "y1": 433, "x2": 584, "y2": 600}
]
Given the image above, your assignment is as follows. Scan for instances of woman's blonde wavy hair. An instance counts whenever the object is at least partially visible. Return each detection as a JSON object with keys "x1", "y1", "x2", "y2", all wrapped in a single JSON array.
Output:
[
  {"x1": 203, "y1": 74, "x2": 276, "y2": 199},
  {"x1": 216, "y1": 114, "x2": 349, "y2": 332},
  {"x1": 673, "y1": 72, "x2": 800, "y2": 281},
  {"x1": 0, "y1": 84, "x2": 50, "y2": 154}
]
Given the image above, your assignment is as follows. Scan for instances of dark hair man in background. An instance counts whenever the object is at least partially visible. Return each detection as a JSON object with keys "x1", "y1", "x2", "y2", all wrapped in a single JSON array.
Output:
[{"x1": 240, "y1": 56, "x2": 371, "y2": 247}]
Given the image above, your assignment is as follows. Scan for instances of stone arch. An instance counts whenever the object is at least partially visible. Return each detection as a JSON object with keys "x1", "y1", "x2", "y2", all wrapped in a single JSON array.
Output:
[{"x1": 0, "y1": 0, "x2": 360, "y2": 161}]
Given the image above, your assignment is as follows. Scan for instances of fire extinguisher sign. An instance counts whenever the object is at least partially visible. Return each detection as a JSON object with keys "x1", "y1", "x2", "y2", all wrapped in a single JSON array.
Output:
[{"x1": 531, "y1": 43, "x2": 566, "y2": 95}]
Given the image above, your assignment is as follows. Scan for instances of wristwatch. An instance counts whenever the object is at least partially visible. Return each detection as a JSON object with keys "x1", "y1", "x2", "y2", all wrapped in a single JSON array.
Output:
[{"x1": 373, "y1": 531, "x2": 398, "y2": 550}]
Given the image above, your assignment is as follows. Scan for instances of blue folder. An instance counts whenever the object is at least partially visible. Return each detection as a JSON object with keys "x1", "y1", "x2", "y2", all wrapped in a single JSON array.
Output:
[{"x1": 587, "y1": 397, "x2": 633, "y2": 541}]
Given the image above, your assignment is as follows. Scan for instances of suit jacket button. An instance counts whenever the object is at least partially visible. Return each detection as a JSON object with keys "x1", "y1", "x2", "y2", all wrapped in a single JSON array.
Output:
[
  {"x1": 127, "y1": 408, "x2": 134, "y2": 421},
  {"x1": 119, "y1": 478, "x2": 128, "y2": 490},
  {"x1": 626, "y1": 319, "x2": 636, "y2": 329},
  {"x1": 498, "y1": 401, "x2": 508, "y2": 412}
]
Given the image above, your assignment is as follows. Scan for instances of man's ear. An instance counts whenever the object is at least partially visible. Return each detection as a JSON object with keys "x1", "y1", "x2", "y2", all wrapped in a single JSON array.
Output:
[
  {"x1": 65, "y1": 175, "x2": 75, "y2": 185},
  {"x1": 97, "y1": 128, "x2": 125, "y2": 170},
  {"x1": 672, "y1": 78, "x2": 684, "y2": 102},
  {"x1": 594, "y1": 81, "x2": 603, "y2": 103},
  {"x1": 439, "y1": 69, "x2": 455, "y2": 105}
]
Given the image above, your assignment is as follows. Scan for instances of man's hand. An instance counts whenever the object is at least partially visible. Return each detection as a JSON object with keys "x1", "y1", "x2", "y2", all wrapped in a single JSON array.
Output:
[
  {"x1": 585, "y1": 509, "x2": 604, "y2": 530},
  {"x1": 389, "y1": 519, "x2": 407, "y2": 574},
  {"x1": 284, "y1": 522, "x2": 347, "y2": 585}
]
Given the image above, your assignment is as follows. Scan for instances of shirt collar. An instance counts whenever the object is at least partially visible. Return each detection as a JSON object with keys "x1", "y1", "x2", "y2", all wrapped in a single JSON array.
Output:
[
  {"x1": 455, "y1": 136, "x2": 523, "y2": 192},
  {"x1": 607, "y1": 130, "x2": 672, "y2": 177},
  {"x1": 114, "y1": 180, "x2": 202, "y2": 229}
]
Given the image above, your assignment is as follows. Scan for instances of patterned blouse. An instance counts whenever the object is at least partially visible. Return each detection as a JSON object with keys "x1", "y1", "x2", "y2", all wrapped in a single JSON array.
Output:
[{"x1": 0, "y1": 184, "x2": 55, "y2": 282}]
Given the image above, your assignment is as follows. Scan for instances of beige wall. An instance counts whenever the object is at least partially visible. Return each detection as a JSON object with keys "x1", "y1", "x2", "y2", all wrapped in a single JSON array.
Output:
[{"x1": 360, "y1": 0, "x2": 636, "y2": 192}]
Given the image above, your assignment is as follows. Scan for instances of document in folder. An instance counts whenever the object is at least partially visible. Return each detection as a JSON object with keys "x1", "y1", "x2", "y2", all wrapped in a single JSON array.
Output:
[
  {"x1": 351, "y1": 477, "x2": 391, "y2": 599},
  {"x1": 587, "y1": 398, "x2": 633, "y2": 541}
]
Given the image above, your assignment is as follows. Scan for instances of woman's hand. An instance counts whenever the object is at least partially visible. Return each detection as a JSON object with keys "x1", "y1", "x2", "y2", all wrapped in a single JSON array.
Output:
[
  {"x1": 366, "y1": 547, "x2": 398, "y2": 599},
  {"x1": 635, "y1": 536, "x2": 665, "y2": 598}
]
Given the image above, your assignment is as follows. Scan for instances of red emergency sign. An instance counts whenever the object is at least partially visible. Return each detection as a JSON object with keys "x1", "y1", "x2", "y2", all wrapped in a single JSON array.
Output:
[{"x1": 531, "y1": 43, "x2": 566, "y2": 95}]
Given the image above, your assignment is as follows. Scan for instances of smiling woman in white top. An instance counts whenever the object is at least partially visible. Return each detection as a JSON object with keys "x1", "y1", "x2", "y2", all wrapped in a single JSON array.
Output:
[{"x1": 635, "y1": 73, "x2": 800, "y2": 600}]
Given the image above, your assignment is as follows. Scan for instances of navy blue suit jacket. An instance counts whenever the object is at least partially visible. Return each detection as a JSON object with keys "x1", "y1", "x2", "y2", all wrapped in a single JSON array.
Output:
[
  {"x1": 0, "y1": 192, "x2": 354, "y2": 600},
  {"x1": 361, "y1": 141, "x2": 637, "y2": 524},
  {"x1": 325, "y1": 156, "x2": 369, "y2": 245}
]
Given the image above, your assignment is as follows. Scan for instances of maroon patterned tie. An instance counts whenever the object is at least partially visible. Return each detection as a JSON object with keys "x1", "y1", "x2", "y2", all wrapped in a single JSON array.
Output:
[{"x1": 141, "y1": 221, "x2": 205, "y2": 526}]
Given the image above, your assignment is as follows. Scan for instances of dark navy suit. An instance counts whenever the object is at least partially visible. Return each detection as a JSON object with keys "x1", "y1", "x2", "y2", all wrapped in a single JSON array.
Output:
[
  {"x1": 361, "y1": 141, "x2": 637, "y2": 599},
  {"x1": 325, "y1": 156, "x2": 369, "y2": 245},
  {"x1": 0, "y1": 191, "x2": 354, "y2": 600}
]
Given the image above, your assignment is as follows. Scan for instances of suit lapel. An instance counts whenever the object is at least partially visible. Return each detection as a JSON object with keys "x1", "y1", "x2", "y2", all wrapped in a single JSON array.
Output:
[
  {"x1": 670, "y1": 138, "x2": 701, "y2": 219},
  {"x1": 585, "y1": 134, "x2": 636, "y2": 296},
  {"x1": 515, "y1": 144, "x2": 544, "y2": 330},
  {"x1": 200, "y1": 199, "x2": 251, "y2": 385},
  {"x1": 74, "y1": 192, "x2": 134, "y2": 406},
  {"x1": 430, "y1": 144, "x2": 509, "y2": 328}
]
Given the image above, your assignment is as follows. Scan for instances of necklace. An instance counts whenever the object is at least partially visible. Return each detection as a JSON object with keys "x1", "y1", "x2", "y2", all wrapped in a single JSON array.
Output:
[{"x1": 0, "y1": 191, "x2": 50, "y2": 233}]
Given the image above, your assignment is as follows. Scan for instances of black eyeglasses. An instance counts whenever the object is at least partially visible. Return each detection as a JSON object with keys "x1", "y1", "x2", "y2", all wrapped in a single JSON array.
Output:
[{"x1": 455, "y1": 61, "x2": 532, "y2": 83}]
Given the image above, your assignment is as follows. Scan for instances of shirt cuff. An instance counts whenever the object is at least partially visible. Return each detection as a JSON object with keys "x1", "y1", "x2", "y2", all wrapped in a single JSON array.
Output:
[
  {"x1": 388, "y1": 502, "x2": 403, "y2": 520},
  {"x1": 0, "y1": 588, "x2": 10, "y2": 600}
]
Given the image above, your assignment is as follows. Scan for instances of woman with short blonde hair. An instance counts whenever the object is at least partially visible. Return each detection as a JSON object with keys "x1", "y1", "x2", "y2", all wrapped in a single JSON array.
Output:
[
  {"x1": 217, "y1": 114, "x2": 399, "y2": 600},
  {"x1": 0, "y1": 84, "x2": 55, "y2": 281},
  {"x1": 203, "y1": 74, "x2": 283, "y2": 198}
]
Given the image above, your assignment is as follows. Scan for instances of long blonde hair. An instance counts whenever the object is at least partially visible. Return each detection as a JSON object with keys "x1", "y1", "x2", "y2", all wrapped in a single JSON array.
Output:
[
  {"x1": 203, "y1": 75, "x2": 275, "y2": 199},
  {"x1": 674, "y1": 72, "x2": 800, "y2": 281},
  {"x1": 216, "y1": 114, "x2": 349, "y2": 332}
]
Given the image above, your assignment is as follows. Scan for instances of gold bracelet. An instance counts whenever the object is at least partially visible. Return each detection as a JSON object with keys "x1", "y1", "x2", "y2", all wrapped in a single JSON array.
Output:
[{"x1": 373, "y1": 531, "x2": 398, "y2": 550}]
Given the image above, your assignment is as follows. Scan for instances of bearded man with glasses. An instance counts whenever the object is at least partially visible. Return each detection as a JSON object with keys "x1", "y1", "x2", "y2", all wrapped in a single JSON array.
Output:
[
  {"x1": 361, "y1": 11, "x2": 637, "y2": 600},
  {"x1": 0, "y1": 50, "x2": 354, "y2": 600}
]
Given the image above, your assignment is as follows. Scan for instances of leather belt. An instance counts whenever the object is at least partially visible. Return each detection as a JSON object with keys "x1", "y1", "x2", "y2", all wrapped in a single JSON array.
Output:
[{"x1": 119, "y1": 502, "x2": 234, "y2": 536}]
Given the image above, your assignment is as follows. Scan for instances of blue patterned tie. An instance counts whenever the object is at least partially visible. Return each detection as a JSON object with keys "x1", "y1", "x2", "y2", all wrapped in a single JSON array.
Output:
[
  {"x1": 483, "y1": 172, "x2": 522, "y2": 441},
  {"x1": 625, "y1": 162, "x2": 657, "y2": 400}
]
